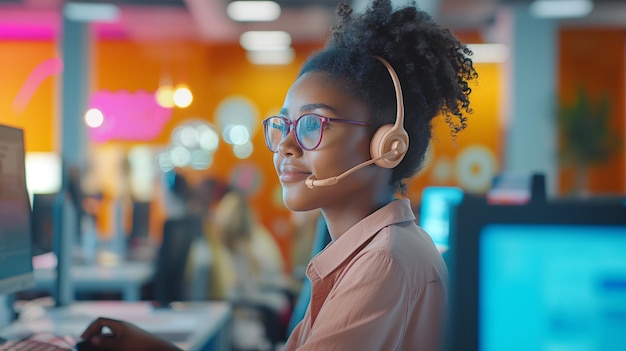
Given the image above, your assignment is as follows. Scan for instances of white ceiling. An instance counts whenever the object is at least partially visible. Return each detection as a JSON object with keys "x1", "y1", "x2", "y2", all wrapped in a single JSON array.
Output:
[
  {"x1": 183, "y1": 0, "x2": 626, "y2": 42},
  {"x1": 0, "y1": 0, "x2": 625, "y2": 43}
]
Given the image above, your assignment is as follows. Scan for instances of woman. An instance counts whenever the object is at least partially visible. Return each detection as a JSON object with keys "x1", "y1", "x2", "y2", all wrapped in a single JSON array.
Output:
[
  {"x1": 80, "y1": 1, "x2": 476, "y2": 350},
  {"x1": 208, "y1": 190, "x2": 291, "y2": 348}
]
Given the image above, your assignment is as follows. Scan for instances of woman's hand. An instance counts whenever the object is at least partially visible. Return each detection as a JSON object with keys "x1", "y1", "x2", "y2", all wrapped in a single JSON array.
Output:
[{"x1": 80, "y1": 317, "x2": 182, "y2": 351}]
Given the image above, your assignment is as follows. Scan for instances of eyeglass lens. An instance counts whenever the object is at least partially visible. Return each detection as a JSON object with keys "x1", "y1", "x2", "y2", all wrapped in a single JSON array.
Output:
[{"x1": 264, "y1": 115, "x2": 323, "y2": 151}]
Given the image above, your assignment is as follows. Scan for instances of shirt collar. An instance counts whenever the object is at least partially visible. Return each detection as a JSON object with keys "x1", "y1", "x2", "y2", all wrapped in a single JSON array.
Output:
[{"x1": 308, "y1": 198, "x2": 416, "y2": 279}]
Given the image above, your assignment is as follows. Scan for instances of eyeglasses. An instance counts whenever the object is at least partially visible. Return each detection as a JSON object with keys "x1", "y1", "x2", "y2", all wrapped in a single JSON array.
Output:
[{"x1": 262, "y1": 114, "x2": 370, "y2": 153}]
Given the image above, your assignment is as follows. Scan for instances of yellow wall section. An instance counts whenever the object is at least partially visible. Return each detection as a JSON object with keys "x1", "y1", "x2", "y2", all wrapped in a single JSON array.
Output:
[
  {"x1": 0, "y1": 41, "x2": 57, "y2": 152},
  {"x1": 408, "y1": 63, "x2": 504, "y2": 203}
]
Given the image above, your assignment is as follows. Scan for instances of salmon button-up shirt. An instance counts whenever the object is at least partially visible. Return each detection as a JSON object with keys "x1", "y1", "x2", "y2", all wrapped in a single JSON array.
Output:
[{"x1": 285, "y1": 199, "x2": 449, "y2": 351}]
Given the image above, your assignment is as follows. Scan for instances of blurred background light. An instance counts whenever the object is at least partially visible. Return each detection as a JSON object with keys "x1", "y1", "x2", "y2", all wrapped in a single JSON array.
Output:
[
  {"x1": 155, "y1": 85, "x2": 175, "y2": 108},
  {"x1": 222, "y1": 124, "x2": 235, "y2": 144},
  {"x1": 189, "y1": 149, "x2": 212, "y2": 170},
  {"x1": 233, "y1": 141, "x2": 254, "y2": 159},
  {"x1": 84, "y1": 108, "x2": 104, "y2": 128},
  {"x1": 162, "y1": 120, "x2": 219, "y2": 172},
  {"x1": 179, "y1": 125, "x2": 200, "y2": 148},
  {"x1": 240, "y1": 31, "x2": 291, "y2": 51},
  {"x1": 169, "y1": 145, "x2": 191, "y2": 167},
  {"x1": 530, "y1": 0, "x2": 593, "y2": 18},
  {"x1": 246, "y1": 48, "x2": 294, "y2": 65},
  {"x1": 64, "y1": 3, "x2": 120, "y2": 22},
  {"x1": 466, "y1": 44, "x2": 510, "y2": 63},
  {"x1": 198, "y1": 125, "x2": 219, "y2": 152},
  {"x1": 127, "y1": 146, "x2": 155, "y2": 201},
  {"x1": 216, "y1": 96, "x2": 259, "y2": 142},
  {"x1": 158, "y1": 152, "x2": 174, "y2": 172},
  {"x1": 227, "y1": 1, "x2": 281, "y2": 22},
  {"x1": 25, "y1": 152, "x2": 61, "y2": 196},
  {"x1": 173, "y1": 85, "x2": 193, "y2": 108},
  {"x1": 88, "y1": 90, "x2": 173, "y2": 142},
  {"x1": 229, "y1": 124, "x2": 250, "y2": 145}
]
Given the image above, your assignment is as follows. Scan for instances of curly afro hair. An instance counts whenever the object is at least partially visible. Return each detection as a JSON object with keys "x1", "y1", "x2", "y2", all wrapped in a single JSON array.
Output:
[{"x1": 298, "y1": 0, "x2": 477, "y2": 194}]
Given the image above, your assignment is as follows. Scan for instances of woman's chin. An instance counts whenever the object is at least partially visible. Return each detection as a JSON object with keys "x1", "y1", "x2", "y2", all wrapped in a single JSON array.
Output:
[{"x1": 283, "y1": 196, "x2": 317, "y2": 213}]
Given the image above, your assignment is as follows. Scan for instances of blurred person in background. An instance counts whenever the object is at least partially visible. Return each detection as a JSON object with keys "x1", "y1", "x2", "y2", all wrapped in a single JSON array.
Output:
[
  {"x1": 207, "y1": 190, "x2": 291, "y2": 350},
  {"x1": 161, "y1": 170, "x2": 195, "y2": 220}
]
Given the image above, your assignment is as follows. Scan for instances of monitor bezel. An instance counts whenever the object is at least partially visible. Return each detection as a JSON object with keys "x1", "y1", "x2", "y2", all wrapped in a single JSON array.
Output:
[
  {"x1": 0, "y1": 124, "x2": 35, "y2": 296},
  {"x1": 446, "y1": 196, "x2": 626, "y2": 351}
]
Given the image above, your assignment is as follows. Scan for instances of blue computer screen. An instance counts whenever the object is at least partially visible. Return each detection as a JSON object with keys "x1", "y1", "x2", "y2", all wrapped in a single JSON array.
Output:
[
  {"x1": 480, "y1": 224, "x2": 626, "y2": 351},
  {"x1": 419, "y1": 186, "x2": 463, "y2": 252},
  {"x1": 446, "y1": 197, "x2": 626, "y2": 351}
]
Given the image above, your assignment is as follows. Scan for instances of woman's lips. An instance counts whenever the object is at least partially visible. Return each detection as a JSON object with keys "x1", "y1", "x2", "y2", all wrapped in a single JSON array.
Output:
[{"x1": 279, "y1": 166, "x2": 312, "y2": 183}]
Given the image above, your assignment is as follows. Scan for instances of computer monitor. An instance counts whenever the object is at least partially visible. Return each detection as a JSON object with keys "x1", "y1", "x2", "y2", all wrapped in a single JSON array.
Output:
[
  {"x1": 487, "y1": 172, "x2": 546, "y2": 205},
  {"x1": 0, "y1": 124, "x2": 35, "y2": 295},
  {"x1": 129, "y1": 200, "x2": 151, "y2": 240},
  {"x1": 446, "y1": 196, "x2": 626, "y2": 351},
  {"x1": 31, "y1": 193, "x2": 57, "y2": 257},
  {"x1": 418, "y1": 186, "x2": 463, "y2": 253}
]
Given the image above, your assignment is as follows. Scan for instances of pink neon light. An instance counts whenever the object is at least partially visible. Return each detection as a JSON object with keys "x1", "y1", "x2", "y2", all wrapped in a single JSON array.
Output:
[
  {"x1": 11, "y1": 58, "x2": 64, "y2": 113},
  {"x1": 0, "y1": 24, "x2": 57, "y2": 40},
  {"x1": 87, "y1": 90, "x2": 173, "y2": 143}
]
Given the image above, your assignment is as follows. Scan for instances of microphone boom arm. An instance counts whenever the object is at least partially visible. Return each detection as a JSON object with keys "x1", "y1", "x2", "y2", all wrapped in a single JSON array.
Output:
[{"x1": 305, "y1": 147, "x2": 399, "y2": 189}]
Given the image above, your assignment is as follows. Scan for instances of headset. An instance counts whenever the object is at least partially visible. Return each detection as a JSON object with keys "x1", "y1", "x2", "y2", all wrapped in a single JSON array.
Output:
[
  {"x1": 370, "y1": 55, "x2": 409, "y2": 169},
  {"x1": 305, "y1": 55, "x2": 409, "y2": 188}
]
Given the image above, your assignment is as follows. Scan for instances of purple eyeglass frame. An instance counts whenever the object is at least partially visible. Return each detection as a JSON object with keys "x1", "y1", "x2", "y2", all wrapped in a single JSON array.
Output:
[{"x1": 262, "y1": 114, "x2": 370, "y2": 152}]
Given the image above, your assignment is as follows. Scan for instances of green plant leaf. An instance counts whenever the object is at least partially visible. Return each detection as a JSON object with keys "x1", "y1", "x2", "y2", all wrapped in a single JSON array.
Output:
[{"x1": 557, "y1": 86, "x2": 621, "y2": 167}]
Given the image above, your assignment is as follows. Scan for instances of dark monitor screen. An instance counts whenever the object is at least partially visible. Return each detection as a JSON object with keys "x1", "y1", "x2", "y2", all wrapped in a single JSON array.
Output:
[
  {"x1": 446, "y1": 196, "x2": 626, "y2": 351},
  {"x1": 30, "y1": 193, "x2": 57, "y2": 256},
  {"x1": 130, "y1": 200, "x2": 151, "y2": 240},
  {"x1": 0, "y1": 124, "x2": 35, "y2": 295}
]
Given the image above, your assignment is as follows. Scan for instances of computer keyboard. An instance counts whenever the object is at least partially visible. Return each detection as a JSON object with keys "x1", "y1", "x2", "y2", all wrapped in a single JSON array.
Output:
[{"x1": 0, "y1": 339, "x2": 72, "y2": 351}]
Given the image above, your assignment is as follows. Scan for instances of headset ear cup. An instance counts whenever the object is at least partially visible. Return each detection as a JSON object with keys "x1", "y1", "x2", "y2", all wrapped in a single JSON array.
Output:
[{"x1": 370, "y1": 124, "x2": 409, "y2": 169}]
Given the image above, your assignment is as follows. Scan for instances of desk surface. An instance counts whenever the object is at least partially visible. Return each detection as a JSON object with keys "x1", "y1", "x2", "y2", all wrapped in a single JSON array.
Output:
[
  {"x1": 33, "y1": 261, "x2": 154, "y2": 301},
  {"x1": 35, "y1": 261, "x2": 154, "y2": 282},
  {"x1": 0, "y1": 301, "x2": 232, "y2": 351}
]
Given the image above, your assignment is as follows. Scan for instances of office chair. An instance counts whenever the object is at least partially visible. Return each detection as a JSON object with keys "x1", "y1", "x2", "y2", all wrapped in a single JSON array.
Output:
[{"x1": 152, "y1": 215, "x2": 204, "y2": 306}]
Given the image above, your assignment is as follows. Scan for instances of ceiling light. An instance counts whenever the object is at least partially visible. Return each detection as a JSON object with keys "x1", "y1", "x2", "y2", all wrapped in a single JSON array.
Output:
[
  {"x1": 227, "y1": 1, "x2": 281, "y2": 22},
  {"x1": 246, "y1": 48, "x2": 295, "y2": 65},
  {"x1": 466, "y1": 44, "x2": 510, "y2": 63},
  {"x1": 240, "y1": 31, "x2": 291, "y2": 51},
  {"x1": 173, "y1": 85, "x2": 193, "y2": 108},
  {"x1": 529, "y1": 0, "x2": 593, "y2": 19},
  {"x1": 155, "y1": 85, "x2": 175, "y2": 108},
  {"x1": 64, "y1": 2, "x2": 119, "y2": 22}
]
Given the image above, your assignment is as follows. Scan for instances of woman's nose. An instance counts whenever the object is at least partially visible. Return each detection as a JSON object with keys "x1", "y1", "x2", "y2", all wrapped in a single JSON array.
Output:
[{"x1": 277, "y1": 128, "x2": 302, "y2": 157}]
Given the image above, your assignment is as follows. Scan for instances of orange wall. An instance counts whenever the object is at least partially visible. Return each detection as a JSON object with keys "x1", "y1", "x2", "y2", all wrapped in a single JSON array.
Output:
[
  {"x1": 11, "y1": 28, "x2": 625, "y2": 268},
  {"x1": 0, "y1": 40, "x2": 57, "y2": 152},
  {"x1": 407, "y1": 62, "x2": 504, "y2": 204},
  {"x1": 409, "y1": 30, "x2": 503, "y2": 205},
  {"x1": 558, "y1": 28, "x2": 626, "y2": 195},
  {"x1": 0, "y1": 34, "x2": 504, "y2": 270}
]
